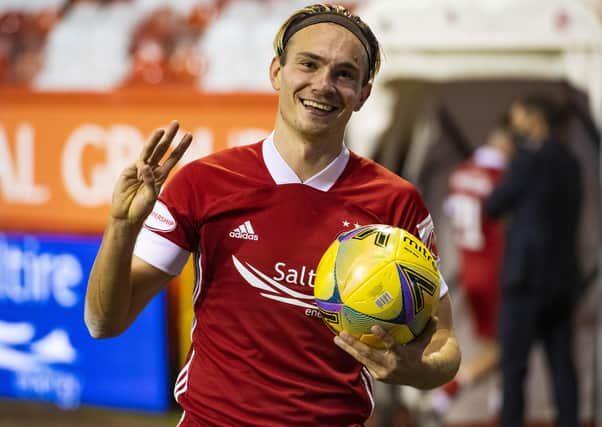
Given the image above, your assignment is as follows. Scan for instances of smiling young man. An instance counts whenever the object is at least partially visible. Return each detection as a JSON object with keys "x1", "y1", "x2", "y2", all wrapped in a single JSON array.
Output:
[{"x1": 85, "y1": 4, "x2": 460, "y2": 426}]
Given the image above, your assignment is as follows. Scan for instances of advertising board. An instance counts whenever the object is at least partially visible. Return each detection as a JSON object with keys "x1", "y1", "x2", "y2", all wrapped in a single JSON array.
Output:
[{"x1": 0, "y1": 233, "x2": 169, "y2": 411}]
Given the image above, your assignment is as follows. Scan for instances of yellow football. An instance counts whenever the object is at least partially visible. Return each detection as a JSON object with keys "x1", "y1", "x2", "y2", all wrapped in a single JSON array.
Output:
[{"x1": 314, "y1": 224, "x2": 440, "y2": 348}]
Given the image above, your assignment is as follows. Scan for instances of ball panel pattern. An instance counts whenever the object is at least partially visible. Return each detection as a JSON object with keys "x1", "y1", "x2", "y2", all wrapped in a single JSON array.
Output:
[
  {"x1": 343, "y1": 262, "x2": 403, "y2": 321},
  {"x1": 314, "y1": 224, "x2": 441, "y2": 348},
  {"x1": 313, "y1": 239, "x2": 340, "y2": 302},
  {"x1": 335, "y1": 227, "x2": 396, "y2": 299}
]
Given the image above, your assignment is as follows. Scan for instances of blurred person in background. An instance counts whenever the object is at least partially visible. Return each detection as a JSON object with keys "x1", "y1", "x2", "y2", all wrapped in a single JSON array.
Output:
[
  {"x1": 0, "y1": 4, "x2": 63, "y2": 86},
  {"x1": 123, "y1": 3, "x2": 219, "y2": 87},
  {"x1": 84, "y1": 3, "x2": 461, "y2": 426},
  {"x1": 485, "y1": 95, "x2": 582, "y2": 427},
  {"x1": 430, "y1": 121, "x2": 514, "y2": 419}
]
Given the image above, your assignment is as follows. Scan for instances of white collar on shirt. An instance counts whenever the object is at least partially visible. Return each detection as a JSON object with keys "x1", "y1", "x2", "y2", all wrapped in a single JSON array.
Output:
[{"x1": 262, "y1": 132, "x2": 350, "y2": 192}]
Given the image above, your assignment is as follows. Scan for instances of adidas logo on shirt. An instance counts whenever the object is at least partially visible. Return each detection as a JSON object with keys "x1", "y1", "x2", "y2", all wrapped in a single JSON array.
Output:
[{"x1": 229, "y1": 220, "x2": 259, "y2": 241}]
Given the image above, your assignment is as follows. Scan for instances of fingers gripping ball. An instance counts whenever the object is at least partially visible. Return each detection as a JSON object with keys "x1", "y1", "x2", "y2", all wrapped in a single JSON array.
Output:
[{"x1": 314, "y1": 225, "x2": 440, "y2": 349}]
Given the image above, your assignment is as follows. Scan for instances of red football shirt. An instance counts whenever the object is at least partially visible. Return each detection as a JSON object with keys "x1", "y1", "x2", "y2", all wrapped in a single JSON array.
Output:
[
  {"x1": 134, "y1": 134, "x2": 448, "y2": 427},
  {"x1": 446, "y1": 146, "x2": 506, "y2": 290}
]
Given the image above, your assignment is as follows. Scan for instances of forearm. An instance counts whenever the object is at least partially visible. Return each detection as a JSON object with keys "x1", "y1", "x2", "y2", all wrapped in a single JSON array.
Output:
[
  {"x1": 401, "y1": 295, "x2": 461, "y2": 389},
  {"x1": 84, "y1": 218, "x2": 141, "y2": 338},
  {"x1": 84, "y1": 121, "x2": 191, "y2": 338},
  {"x1": 410, "y1": 328, "x2": 461, "y2": 389}
]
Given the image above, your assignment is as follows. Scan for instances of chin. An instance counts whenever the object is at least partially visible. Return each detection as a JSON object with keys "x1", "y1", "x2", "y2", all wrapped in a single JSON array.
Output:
[
  {"x1": 299, "y1": 125, "x2": 333, "y2": 138},
  {"x1": 302, "y1": 117, "x2": 343, "y2": 135}
]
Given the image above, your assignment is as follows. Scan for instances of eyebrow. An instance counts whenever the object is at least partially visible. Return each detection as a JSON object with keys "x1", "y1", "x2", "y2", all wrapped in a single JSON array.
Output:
[{"x1": 295, "y1": 52, "x2": 361, "y2": 73}]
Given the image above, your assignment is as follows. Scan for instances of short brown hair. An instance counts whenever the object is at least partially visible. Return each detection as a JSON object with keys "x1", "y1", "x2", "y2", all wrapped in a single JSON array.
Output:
[{"x1": 273, "y1": 4, "x2": 381, "y2": 84}]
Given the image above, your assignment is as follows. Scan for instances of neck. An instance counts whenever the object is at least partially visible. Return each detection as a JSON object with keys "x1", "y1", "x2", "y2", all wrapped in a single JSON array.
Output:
[{"x1": 272, "y1": 121, "x2": 345, "y2": 182}]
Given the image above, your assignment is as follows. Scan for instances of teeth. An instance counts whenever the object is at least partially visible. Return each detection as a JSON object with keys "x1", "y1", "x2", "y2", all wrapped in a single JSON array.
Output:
[{"x1": 303, "y1": 100, "x2": 335, "y2": 112}]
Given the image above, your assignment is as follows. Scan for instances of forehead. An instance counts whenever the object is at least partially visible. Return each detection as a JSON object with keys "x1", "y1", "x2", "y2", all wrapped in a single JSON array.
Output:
[{"x1": 286, "y1": 22, "x2": 368, "y2": 68}]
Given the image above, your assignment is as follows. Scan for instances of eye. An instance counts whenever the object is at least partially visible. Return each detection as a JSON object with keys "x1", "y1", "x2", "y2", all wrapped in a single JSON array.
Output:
[
  {"x1": 300, "y1": 61, "x2": 317, "y2": 70},
  {"x1": 338, "y1": 69, "x2": 357, "y2": 81}
]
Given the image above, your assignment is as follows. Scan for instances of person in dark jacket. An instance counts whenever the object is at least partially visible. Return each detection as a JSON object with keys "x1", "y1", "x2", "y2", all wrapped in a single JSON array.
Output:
[{"x1": 485, "y1": 94, "x2": 582, "y2": 427}]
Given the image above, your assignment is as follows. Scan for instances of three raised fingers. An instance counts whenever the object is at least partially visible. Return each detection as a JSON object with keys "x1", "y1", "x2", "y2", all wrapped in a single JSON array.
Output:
[
  {"x1": 138, "y1": 121, "x2": 192, "y2": 173},
  {"x1": 147, "y1": 121, "x2": 181, "y2": 166},
  {"x1": 139, "y1": 128, "x2": 166, "y2": 163},
  {"x1": 160, "y1": 133, "x2": 193, "y2": 175}
]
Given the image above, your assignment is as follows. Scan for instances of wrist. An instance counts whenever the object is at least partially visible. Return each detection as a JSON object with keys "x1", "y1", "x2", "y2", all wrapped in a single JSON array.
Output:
[{"x1": 107, "y1": 216, "x2": 146, "y2": 238}]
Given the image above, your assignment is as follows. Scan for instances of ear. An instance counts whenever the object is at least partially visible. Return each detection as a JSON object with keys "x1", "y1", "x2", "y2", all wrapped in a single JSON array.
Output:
[
  {"x1": 269, "y1": 57, "x2": 281, "y2": 91},
  {"x1": 354, "y1": 82, "x2": 372, "y2": 112}
]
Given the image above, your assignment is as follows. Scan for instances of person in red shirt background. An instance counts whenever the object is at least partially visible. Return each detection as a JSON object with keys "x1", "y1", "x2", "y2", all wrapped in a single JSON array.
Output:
[{"x1": 431, "y1": 121, "x2": 514, "y2": 417}]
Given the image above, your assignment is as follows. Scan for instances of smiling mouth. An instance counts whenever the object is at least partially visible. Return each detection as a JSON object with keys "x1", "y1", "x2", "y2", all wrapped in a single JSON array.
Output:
[{"x1": 301, "y1": 99, "x2": 337, "y2": 113}]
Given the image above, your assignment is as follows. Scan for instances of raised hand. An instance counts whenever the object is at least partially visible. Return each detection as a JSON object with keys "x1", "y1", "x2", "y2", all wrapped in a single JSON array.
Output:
[{"x1": 111, "y1": 121, "x2": 192, "y2": 227}]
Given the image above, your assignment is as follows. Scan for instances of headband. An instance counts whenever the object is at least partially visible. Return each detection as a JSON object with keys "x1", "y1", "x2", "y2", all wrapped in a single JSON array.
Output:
[{"x1": 281, "y1": 12, "x2": 373, "y2": 75}]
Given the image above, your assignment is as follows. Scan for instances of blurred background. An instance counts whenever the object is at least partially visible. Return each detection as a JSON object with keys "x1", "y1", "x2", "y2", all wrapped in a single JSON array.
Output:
[{"x1": 0, "y1": 0, "x2": 600, "y2": 426}]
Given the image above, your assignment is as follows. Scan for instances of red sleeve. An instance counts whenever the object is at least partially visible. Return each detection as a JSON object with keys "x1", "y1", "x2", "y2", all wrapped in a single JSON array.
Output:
[{"x1": 395, "y1": 186, "x2": 439, "y2": 260}]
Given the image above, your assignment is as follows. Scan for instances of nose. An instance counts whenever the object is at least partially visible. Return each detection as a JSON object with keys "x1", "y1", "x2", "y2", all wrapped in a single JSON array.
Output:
[{"x1": 312, "y1": 68, "x2": 336, "y2": 94}]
